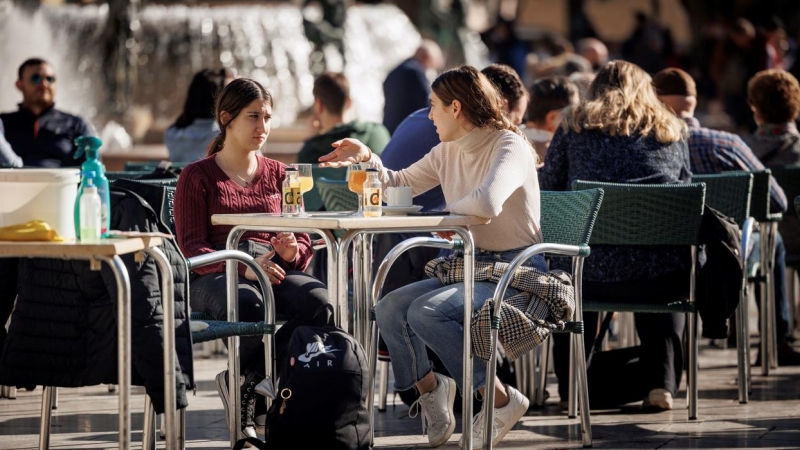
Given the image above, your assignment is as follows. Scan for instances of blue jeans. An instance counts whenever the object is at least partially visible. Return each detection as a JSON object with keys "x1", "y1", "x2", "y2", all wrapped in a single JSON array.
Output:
[
  {"x1": 374, "y1": 248, "x2": 547, "y2": 394},
  {"x1": 748, "y1": 231, "x2": 791, "y2": 342}
]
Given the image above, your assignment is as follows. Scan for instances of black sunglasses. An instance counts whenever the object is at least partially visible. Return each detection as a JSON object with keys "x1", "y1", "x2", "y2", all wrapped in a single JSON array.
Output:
[{"x1": 30, "y1": 74, "x2": 56, "y2": 85}]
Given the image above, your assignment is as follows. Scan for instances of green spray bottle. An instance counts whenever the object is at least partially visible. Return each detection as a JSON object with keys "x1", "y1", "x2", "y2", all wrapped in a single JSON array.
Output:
[{"x1": 73, "y1": 136, "x2": 110, "y2": 238}]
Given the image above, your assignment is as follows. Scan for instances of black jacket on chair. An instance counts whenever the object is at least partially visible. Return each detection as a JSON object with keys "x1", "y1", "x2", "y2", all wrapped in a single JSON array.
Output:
[
  {"x1": 0, "y1": 184, "x2": 193, "y2": 414},
  {"x1": 697, "y1": 206, "x2": 744, "y2": 339}
]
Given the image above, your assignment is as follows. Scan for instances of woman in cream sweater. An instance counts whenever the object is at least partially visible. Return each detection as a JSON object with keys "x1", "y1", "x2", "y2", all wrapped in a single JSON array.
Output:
[{"x1": 319, "y1": 65, "x2": 541, "y2": 449}]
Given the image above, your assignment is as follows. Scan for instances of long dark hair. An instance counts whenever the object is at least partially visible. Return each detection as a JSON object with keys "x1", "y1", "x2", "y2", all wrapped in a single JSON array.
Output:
[
  {"x1": 205, "y1": 78, "x2": 273, "y2": 157},
  {"x1": 431, "y1": 65, "x2": 531, "y2": 148},
  {"x1": 174, "y1": 68, "x2": 232, "y2": 129}
]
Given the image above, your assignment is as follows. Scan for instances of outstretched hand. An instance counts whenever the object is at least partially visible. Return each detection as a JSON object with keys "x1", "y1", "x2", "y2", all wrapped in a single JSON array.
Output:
[{"x1": 318, "y1": 138, "x2": 371, "y2": 168}]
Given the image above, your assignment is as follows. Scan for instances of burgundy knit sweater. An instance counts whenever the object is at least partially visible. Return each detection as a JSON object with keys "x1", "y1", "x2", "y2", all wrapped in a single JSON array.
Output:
[{"x1": 175, "y1": 154, "x2": 312, "y2": 276}]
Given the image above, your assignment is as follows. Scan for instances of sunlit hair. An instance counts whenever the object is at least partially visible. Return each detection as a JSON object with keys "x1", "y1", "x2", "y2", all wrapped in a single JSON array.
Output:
[
  {"x1": 431, "y1": 65, "x2": 535, "y2": 155},
  {"x1": 747, "y1": 69, "x2": 800, "y2": 123},
  {"x1": 205, "y1": 78, "x2": 272, "y2": 157},
  {"x1": 562, "y1": 60, "x2": 687, "y2": 143}
]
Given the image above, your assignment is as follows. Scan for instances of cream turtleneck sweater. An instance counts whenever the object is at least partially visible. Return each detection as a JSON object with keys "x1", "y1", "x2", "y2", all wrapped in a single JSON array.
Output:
[{"x1": 366, "y1": 127, "x2": 542, "y2": 251}]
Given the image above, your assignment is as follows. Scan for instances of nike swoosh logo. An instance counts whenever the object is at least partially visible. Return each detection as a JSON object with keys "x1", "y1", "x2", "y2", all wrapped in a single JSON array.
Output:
[{"x1": 298, "y1": 348, "x2": 342, "y2": 363}]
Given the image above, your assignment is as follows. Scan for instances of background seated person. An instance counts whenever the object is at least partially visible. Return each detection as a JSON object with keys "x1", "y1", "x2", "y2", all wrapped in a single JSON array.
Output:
[
  {"x1": 0, "y1": 58, "x2": 93, "y2": 167},
  {"x1": 654, "y1": 68, "x2": 799, "y2": 363},
  {"x1": 539, "y1": 60, "x2": 692, "y2": 411},
  {"x1": 296, "y1": 71, "x2": 390, "y2": 211},
  {"x1": 165, "y1": 68, "x2": 233, "y2": 163},
  {"x1": 523, "y1": 75, "x2": 579, "y2": 165}
]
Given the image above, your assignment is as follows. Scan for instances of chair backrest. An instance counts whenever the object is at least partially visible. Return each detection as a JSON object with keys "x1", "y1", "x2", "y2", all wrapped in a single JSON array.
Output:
[
  {"x1": 111, "y1": 178, "x2": 177, "y2": 235},
  {"x1": 123, "y1": 161, "x2": 190, "y2": 171},
  {"x1": 540, "y1": 189, "x2": 604, "y2": 246},
  {"x1": 692, "y1": 173, "x2": 753, "y2": 226},
  {"x1": 317, "y1": 177, "x2": 358, "y2": 211},
  {"x1": 748, "y1": 170, "x2": 782, "y2": 222},
  {"x1": 133, "y1": 178, "x2": 179, "y2": 188},
  {"x1": 572, "y1": 181, "x2": 705, "y2": 246},
  {"x1": 771, "y1": 165, "x2": 800, "y2": 212},
  {"x1": 106, "y1": 170, "x2": 154, "y2": 182},
  {"x1": 303, "y1": 166, "x2": 347, "y2": 212}
]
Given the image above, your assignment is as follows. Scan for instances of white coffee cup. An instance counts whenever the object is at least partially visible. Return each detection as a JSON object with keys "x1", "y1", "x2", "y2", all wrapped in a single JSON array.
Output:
[{"x1": 385, "y1": 186, "x2": 413, "y2": 207}]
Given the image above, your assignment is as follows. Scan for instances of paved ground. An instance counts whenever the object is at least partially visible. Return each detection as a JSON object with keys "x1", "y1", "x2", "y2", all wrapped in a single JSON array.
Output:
[{"x1": 1, "y1": 322, "x2": 799, "y2": 449}]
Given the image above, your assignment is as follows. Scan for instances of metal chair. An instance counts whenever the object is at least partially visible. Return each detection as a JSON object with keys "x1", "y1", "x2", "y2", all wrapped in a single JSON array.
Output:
[
  {"x1": 138, "y1": 250, "x2": 274, "y2": 450},
  {"x1": 482, "y1": 188, "x2": 604, "y2": 449},
  {"x1": 692, "y1": 173, "x2": 755, "y2": 403},
  {"x1": 572, "y1": 181, "x2": 706, "y2": 420},
  {"x1": 134, "y1": 181, "x2": 277, "y2": 449}
]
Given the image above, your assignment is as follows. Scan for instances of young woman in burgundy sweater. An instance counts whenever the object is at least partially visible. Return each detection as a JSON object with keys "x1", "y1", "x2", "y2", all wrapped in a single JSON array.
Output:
[{"x1": 174, "y1": 78, "x2": 333, "y2": 440}]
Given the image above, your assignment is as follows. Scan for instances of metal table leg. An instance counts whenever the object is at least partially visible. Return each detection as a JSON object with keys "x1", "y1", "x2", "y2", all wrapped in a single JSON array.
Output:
[
  {"x1": 99, "y1": 255, "x2": 132, "y2": 450},
  {"x1": 145, "y1": 247, "x2": 177, "y2": 450}
]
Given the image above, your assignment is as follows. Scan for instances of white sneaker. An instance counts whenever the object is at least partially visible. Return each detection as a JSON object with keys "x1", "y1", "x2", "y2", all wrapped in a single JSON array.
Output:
[
  {"x1": 409, "y1": 373, "x2": 457, "y2": 447},
  {"x1": 642, "y1": 388, "x2": 673, "y2": 411},
  {"x1": 461, "y1": 385, "x2": 530, "y2": 449}
]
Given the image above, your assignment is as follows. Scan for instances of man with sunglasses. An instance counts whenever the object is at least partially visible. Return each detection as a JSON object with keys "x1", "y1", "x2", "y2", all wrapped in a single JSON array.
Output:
[{"x1": 0, "y1": 58, "x2": 92, "y2": 167}]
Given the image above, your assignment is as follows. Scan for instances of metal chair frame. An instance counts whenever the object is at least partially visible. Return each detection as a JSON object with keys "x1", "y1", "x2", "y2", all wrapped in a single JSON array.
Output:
[
  {"x1": 572, "y1": 181, "x2": 706, "y2": 421},
  {"x1": 692, "y1": 173, "x2": 755, "y2": 403}
]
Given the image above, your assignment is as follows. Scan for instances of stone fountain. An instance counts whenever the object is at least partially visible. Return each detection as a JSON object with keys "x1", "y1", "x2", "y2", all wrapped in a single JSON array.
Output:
[{"x1": 0, "y1": 0, "x2": 423, "y2": 143}]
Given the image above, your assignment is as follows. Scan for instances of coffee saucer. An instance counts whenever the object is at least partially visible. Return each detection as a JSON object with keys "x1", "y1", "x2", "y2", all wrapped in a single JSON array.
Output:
[{"x1": 382, "y1": 205, "x2": 423, "y2": 216}]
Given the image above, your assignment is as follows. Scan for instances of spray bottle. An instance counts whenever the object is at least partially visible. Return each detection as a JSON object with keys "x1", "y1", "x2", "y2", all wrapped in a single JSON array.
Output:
[
  {"x1": 73, "y1": 136, "x2": 110, "y2": 238},
  {"x1": 79, "y1": 173, "x2": 102, "y2": 243}
]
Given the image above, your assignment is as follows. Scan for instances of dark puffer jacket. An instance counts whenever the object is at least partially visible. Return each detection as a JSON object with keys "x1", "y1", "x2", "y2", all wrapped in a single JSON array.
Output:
[{"x1": 0, "y1": 183, "x2": 193, "y2": 413}]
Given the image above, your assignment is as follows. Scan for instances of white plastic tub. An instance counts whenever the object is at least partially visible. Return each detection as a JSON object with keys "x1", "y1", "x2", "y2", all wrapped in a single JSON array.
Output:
[{"x1": 0, "y1": 169, "x2": 81, "y2": 239}]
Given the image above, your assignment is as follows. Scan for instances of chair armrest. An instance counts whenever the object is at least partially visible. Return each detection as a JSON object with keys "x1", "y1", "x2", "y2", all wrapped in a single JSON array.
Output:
[
  {"x1": 490, "y1": 242, "x2": 587, "y2": 305},
  {"x1": 186, "y1": 250, "x2": 275, "y2": 326},
  {"x1": 371, "y1": 236, "x2": 463, "y2": 303},
  {"x1": 741, "y1": 217, "x2": 756, "y2": 265}
]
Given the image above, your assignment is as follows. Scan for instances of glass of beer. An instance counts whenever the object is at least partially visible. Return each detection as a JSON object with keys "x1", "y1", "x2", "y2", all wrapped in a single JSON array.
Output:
[
  {"x1": 291, "y1": 163, "x2": 314, "y2": 217},
  {"x1": 347, "y1": 164, "x2": 367, "y2": 216}
]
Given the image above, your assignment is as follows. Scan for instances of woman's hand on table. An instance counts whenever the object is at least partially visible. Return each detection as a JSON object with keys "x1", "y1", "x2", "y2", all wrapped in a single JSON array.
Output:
[
  {"x1": 271, "y1": 232, "x2": 298, "y2": 264},
  {"x1": 245, "y1": 251, "x2": 286, "y2": 285},
  {"x1": 318, "y1": 138, "x2": 372, "y2": 167}
]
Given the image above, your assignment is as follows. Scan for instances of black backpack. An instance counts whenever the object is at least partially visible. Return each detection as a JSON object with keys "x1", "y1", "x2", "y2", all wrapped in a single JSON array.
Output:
[{"x1": 235, "y1": 325, "x2": 372, "y2": 450}]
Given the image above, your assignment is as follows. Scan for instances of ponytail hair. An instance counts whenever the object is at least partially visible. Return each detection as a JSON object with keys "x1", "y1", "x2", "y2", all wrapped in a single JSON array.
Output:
[
  {"x1": 205, "y1": 78, "x2": 273, "y2": 157},
  {"x1": 431, "y1": 66, "x2": 535, "y2": 156}
]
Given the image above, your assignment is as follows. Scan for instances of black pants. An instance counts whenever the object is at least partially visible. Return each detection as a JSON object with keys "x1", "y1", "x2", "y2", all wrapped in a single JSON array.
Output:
[
  {"x1": 190, "y1": 270, "x2": 334, "y2": 375},
  {"x1": 553, "y1": 269, "x2": 688, "y2": 403}
]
